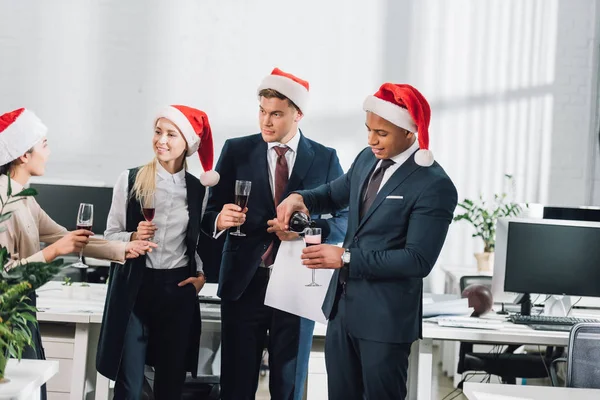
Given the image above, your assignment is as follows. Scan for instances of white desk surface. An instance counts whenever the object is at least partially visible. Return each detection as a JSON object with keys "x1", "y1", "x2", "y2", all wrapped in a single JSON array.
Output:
[
  {"x1": 35, "y1": 281, "x2": 590, "y2": 345},
  {"x1": 36, "y1": 281, "x2": 222, "y2": 323},
  {"x1": 464, "y1": 382, "x2": 600, "y2": 400},
  {"x1": 422, "y1": 321, "x2": 569, "y2": 346},
  {"x1": 0, "y1": 360, "x2": 58, "y2": 400}
]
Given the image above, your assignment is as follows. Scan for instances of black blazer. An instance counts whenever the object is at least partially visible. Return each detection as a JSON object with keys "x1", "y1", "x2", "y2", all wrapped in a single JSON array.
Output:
[
  {"x1": 202, "y1": 132, "x2": 348, "y2": 301},
  {"x1": 297, "y1": 147, "x2": 458, "y2": 343}
]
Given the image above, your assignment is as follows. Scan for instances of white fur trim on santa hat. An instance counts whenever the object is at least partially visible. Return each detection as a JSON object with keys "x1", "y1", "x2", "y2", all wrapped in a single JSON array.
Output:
[
  {"x1": 0, "y1": 109, "x2": 48, "y2": 165},
  {"x1": 257, "y1": 75, "x2": 309, "y2": 113},
  {"x1": 200, "y1": 170, "x2": 220, "y2": 187},
  {"x1": 414, "y1": 149, "x2": 434, "y2": 167},
  {"x1": 155, "y1": 106, "x2": 200, "y2": 156},
  {"x1": 363, "y1": 95, "x2": 418, "y2": 133}
]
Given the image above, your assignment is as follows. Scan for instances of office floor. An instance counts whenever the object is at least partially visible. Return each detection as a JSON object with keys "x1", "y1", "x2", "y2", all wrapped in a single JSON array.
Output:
[{"x1": 256, "y1": 344, "x2": 468, "y2": 400}]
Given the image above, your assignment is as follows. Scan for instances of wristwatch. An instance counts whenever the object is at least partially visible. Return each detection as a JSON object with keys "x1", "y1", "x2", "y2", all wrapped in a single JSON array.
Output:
[{"x1": 341, "y1": 248, "x2": 351, "y2": 265}]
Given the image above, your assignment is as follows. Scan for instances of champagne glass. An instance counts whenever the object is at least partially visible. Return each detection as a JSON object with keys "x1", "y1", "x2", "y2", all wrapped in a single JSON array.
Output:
[
  {"x1": 71, "y1": 203, "x2": 93, "y2": 269},
  {"x1": 304, "y1": 227, "x2": 322, "y2": 287},
  {"x1": 141, "y1": 193, "x2": 156, "y2": 242},
  {"x1": 230, "y1": 180, "x2": 251, "y2": 237}
]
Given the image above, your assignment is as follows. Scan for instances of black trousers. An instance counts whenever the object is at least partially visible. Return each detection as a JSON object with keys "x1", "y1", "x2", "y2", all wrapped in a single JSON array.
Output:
[
  {"x1": 22, "y1": 291, "x2": 47, "y2": 400},
  {"x1": 113, "y1": 267, "x2": 197, "y2": 400},
  {"x1": 325, "y1": 292, "x2": 412, "y2": 400},
  {"x1": 220, "y1": 267, "x2": 314, "y2": 400}
]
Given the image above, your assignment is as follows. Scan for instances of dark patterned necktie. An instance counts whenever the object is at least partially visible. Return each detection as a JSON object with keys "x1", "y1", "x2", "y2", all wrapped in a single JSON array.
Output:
[
  {"x1": 359, "y1": 159, "x2": 395, "y2": 220},
  {"x1": 262, "y1": 146, "x2": 290, "y2": 267}
]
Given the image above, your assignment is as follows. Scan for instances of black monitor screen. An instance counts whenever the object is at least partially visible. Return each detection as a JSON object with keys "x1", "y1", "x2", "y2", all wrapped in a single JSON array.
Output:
[
  {"x1": 543, "y1": 207, "x2": 600, "y2": 222},
  {"x1": 29, "y1": 183, "x2": 114, "y2": 234},
  {"x1": 504, "y1": 221, "x2": 600, "y2": 297}
]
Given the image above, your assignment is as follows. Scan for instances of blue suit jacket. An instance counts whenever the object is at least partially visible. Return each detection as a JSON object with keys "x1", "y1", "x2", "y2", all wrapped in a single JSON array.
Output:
[
  {"x1": 297, "y1": 147, "x2": 458, "y2": 343},
  {"x1": 202, "y1": 132, "x2": 348, "y2": 301}
]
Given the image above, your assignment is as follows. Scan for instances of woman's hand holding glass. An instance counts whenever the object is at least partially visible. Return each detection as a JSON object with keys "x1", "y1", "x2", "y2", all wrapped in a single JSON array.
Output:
[{"x1": 132, "y1": 221, "x2": 157, "y2": 241}]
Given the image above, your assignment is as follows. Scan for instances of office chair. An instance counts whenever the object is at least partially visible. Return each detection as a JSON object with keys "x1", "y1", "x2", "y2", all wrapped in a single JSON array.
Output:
[
  {"x1": 456, "y1": 276, "x2": 560, "y2": 386},
  {"x1": 550, "y1": 323, "x2": 600, "y2": 388}
]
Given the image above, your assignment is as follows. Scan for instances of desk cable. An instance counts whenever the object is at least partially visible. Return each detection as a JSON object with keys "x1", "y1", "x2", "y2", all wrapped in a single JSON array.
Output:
[{"x1": 567, "y1": 297, "x2": 583, "y2": 316}]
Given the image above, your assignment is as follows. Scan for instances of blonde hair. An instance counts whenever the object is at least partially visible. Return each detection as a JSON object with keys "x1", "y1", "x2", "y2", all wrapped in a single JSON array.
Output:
[{"x1": 132, "y1": 157, "x2": 188, "y2": 203}]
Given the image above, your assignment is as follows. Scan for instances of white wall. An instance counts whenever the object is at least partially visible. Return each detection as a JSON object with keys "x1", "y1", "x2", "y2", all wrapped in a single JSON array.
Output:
[
  {"x1": 1, "y1": 0, "x2": 599, "y2": 292},
  {"x1": 0, "y1": 0, "x2": 388, "y2": 184}
]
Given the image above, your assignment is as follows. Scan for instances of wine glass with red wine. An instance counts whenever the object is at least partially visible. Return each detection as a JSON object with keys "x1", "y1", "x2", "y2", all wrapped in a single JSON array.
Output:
[
  {"x1": 304, "y1": 227, "x2": 321, "y2": 287},
  {"x1": 71, "y1": 203, "x2": 94, "y2": 269},
  {"x1": 230, "y1": 180, "x2": 251, "y2": 237},
  {"x1": 141, "y1": 193, "x2": 156, "y2": 241}
]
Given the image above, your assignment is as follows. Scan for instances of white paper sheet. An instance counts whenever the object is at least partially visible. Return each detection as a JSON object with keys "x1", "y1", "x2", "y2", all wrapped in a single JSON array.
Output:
[
  {"x1": 264, "y1": 239, "x2": 333, "y2": 324},
  {"x1": 472, "y1": 392, "x2": 532, "y2": 400},
  {"x1": 422, "y1": 298, "x2": 472, "y2": 317}
]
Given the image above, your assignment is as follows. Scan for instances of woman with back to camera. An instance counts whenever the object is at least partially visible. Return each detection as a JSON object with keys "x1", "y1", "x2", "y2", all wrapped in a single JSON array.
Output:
[
  {"x1": 96, "y1": 105, "x2": 220, "y2": 399},
  {"x1": 0, "y1": 107, "x2": 155, "y2": 400}
]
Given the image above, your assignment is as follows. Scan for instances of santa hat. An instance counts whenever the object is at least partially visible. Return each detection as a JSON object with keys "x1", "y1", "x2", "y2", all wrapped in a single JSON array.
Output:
[
  {"x1": 0, "y1": 108, "x2": 48, "y2": 166},
  {"x1": 257, "y1": 67, "x2": 309, "y2": 113},
  {"x1": 363, "y1": 83, "x2": 434, "y2": 167},
  {"x1": 155, "y1": 105, "x2": 220, "y2": 187}
]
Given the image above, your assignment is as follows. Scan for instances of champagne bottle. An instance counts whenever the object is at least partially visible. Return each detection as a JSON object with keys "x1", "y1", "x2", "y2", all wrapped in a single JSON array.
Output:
[{"x1": 288, "y1": 211, "x2": 316, "y2": 233}]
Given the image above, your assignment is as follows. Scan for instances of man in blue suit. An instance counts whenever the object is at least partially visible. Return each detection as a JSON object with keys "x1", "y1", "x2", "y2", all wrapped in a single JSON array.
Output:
[
  {"x1": 276, "y1": 83, "x2": 458, "y2": 399},
  {"x1": 202, "y1": 68, "x2": 348, "y2": 400}
]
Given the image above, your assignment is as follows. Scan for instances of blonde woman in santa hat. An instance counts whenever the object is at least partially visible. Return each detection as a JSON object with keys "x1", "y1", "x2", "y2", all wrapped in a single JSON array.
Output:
[
  {"x1": 0, "y1": 108, "x2": 156, "y2": 400},
  {"x1": 276, "y1": 83, "x2": 458, "y2": 400},
  {"x1": 96, "y1": 105, "x2": 219, "y2": 399}
]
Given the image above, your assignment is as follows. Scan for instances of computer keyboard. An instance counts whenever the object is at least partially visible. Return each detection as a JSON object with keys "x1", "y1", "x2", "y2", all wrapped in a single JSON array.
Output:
[
  {"x1": 528, "y1": 324, "x2": 573, "y2": 332},
  {"x1": 508, "y1": 314, "x2": 599, "y2": 326},
  {"x1": 436, "y1": 316, "x2": 504, "y2": 330}
]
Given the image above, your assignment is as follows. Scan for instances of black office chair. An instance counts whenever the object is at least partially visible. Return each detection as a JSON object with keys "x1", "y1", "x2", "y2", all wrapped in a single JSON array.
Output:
[
  {"x1": 550, "y1": 323, "x2": 600, "y2": 388},
  {"x1": 456, "y1": 276, "x2": 561, "y2": 386}
]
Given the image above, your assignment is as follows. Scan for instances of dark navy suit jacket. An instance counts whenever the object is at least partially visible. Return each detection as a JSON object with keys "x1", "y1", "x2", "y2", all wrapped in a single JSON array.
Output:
[
  {"x1": 297, "y1": 147, "x2": 458, "y2": 343},
  {"x1": 202, "y1": 132, "x2": 348, "y2": 301}
]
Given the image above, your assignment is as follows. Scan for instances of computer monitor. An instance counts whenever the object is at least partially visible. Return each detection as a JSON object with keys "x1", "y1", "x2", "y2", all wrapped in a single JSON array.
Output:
[
  {"x1": 29, "y1": 182, "x2": 114, "y2": 234},
  {"x1": 542, "y1": 206, "x2": 600, "y2": 222},
  {"x1": 493, "y1": 218, "x2": 600, "y2": 306},
  {"x1": 491, "y1": 217, "x2": 512, "y2": 301}
]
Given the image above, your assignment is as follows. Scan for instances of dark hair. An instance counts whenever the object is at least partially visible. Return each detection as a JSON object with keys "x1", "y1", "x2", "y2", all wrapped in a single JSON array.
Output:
[
  {"x1": 258, "y1": 88, "x2": 301, "y2": 113},
  {"x1": 0, "y1": 163, "x2": 10, "y2": 176}
]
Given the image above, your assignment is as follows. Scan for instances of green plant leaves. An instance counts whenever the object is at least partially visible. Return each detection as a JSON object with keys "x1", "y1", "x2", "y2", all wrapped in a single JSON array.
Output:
[
  {"x1": 0, "y1": 181, "x2": 65, "y2": 366},
  {"x1": 453, "y1": 175, "x2": 527, "y2": 252}
]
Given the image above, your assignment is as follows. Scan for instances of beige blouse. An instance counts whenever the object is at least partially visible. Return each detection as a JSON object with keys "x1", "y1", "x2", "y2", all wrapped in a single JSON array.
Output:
[{"x1": 0, "y1": 175, "x2": 126, "y2": 267}]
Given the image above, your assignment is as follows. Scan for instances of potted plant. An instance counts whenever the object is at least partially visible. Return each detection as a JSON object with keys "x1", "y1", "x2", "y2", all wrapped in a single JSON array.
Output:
[
  {"x1": 453, "y1": 174, "x2": 525, "y2": 272},
  {"x1": 0, "y1": 176, "x2": 63, "y2": 382}
]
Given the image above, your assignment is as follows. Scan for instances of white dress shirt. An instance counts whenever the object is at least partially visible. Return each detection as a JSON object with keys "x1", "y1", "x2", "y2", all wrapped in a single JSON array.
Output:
[
  {"x1": 371, "y1": 139, "x2": 420, "y2": 192},
  {"x1": 105, "y1": 162, "x2": 202, "y2": 271},
  {"x1": 266, "y1": 129, "x2": 300, "y2": 193},
  {"x1": 213, "y1": 129, "x2": 301, "y2": 238}
]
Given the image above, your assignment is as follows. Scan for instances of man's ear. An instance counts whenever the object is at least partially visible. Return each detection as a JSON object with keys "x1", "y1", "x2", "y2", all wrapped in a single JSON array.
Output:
[{"x1": 294, "y1": 109, "x2": 304, "y2": 123}]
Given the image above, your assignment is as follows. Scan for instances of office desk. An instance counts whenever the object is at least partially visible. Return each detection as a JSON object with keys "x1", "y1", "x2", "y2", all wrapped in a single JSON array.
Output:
[
  {"x1": 39, "y1": 281, "x2": 578, "y2": 400},
  {"x1": 463, "y1": 382, "x2": 600, "y2": 400},
  {"x1": 406, "y1": 321, "x2": 571, "y2": 400},
  {"x1": 0, "y1": 360, "x2": 58, "y2": 400},
  {"x1": 36, "y1": 281, "x2": 221, "y2": 400}
]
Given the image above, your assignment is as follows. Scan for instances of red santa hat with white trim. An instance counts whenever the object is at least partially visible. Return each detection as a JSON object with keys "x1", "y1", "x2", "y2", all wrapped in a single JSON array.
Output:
[
  {"x1": 0, "y1": 108, "x2": 48, "y2": 165},
  {"x1": 363, "y1": 83, "x2": 434, "y2": 167},
  {"x1": 257, "y1": 67, "x2": 309, "y2": 113},
  {"x1": 155, "y1": 105, "x2": 220, "y2": 187}
]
